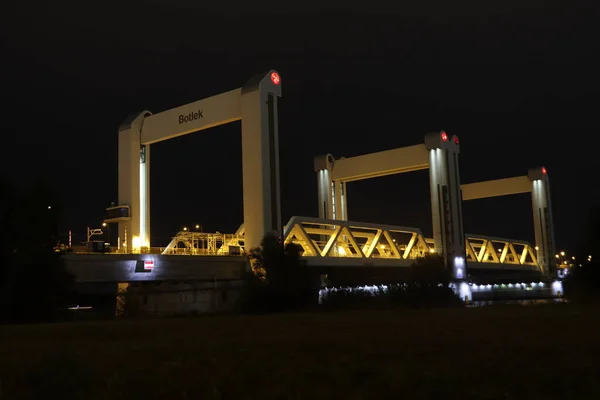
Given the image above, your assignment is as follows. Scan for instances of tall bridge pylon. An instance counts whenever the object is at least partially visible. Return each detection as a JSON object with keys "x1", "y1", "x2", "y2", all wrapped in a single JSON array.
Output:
[
  {"x1": 314, "y1": 132, "x2": 466, "y2": 280},
  {"x1": 460, "y1": 166, "x2": 556, "y2": 276},
  {"x1": 106, "y1": 70, "x2": 283, "y2": 253}
]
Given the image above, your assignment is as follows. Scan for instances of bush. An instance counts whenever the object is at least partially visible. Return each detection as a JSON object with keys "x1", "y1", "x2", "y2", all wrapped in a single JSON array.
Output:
[{"x1": 563, "y1": 204, "x2": 600, "y2": 302}]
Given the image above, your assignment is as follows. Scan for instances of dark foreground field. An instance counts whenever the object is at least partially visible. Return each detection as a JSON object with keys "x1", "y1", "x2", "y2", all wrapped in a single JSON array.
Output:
[{"x1": 1, "y1": 304, "x2": 599, "y2": 399}]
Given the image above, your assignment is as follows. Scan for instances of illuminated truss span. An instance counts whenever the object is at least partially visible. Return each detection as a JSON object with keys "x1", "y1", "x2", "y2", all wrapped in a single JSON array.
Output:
[
  {"x1": 283, "y1": 217, "x2": 431, "y2": 261},
  {"x1": 282, "y1": 217, "x2": 541, "y2": 269},
  {"x1": 162, "y1": 224, "x2": 245, "y2": 255},
  {"x1": 465, "y1": 235, "x2": 538, "y2": 266}
]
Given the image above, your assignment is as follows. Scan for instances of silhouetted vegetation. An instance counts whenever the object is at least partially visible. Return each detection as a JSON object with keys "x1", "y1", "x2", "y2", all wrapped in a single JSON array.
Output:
[
  {"x1": 319, "y1": 254, "x2": 463, "y2": 310},
  {"x1": 238, "y1": 233, "x2": 318, "y2": 313},
  {"x1": 0, "y1": 178, "x2": 75, "y2": 323},
  {"x1": 240, "y1": 241, "x2": 462, "y2": 313},
  {"x1": 564, "y1": 204, "x2": 600, "y2": 301}
]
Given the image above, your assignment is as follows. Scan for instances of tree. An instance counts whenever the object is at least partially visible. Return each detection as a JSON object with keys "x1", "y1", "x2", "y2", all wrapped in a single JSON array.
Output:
[
  {"x1": 563, "y1": 204, "x2": 600, "y2": 301},
  {"x1": 240, "y1": 233, "x2": 317, "y2": 313},
  {"x1": 0, "y1": 179, "x2": 18, "y2": 289},
  {"x1": 0, "y1": 178, "x2": 75, "y2": 323}
]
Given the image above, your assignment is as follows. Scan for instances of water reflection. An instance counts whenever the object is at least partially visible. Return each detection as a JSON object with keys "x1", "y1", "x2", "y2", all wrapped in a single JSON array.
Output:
[{"x1": 468, "y1": 298, "x2": 567, "y2": 307}]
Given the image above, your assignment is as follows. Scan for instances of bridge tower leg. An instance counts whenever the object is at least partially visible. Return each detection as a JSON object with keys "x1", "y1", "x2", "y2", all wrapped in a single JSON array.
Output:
[
  {"x1": 118, "y1": 111, "x2": 152, "y2": 253},
  {"x1": 333, "y1": 180, "x2": 348, "y2": 220},
  {"x1": 425, "y1": 131, "x2": 467, "y2": 283},
  {"x1": 314, "y1": 154, "x2": 348, "y2": 221},
  {"x1": 528, "y1": 166, "x2": 556, "y2": 277},
  {"x1": 314, "y1": 154, "x2": 335, "y2": 219},
  {"x1": 240, "y1": 75, "x2": 283, "y2": 250}
]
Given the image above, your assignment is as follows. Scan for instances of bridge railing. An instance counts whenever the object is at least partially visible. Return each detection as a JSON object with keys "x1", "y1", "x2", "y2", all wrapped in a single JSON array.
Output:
[
  {"x1": 69, "y1": 246, "x2": 243, "y2": 256},
  {"x1": 68, "y1": 247, "x2": 168, "y2": 255}
]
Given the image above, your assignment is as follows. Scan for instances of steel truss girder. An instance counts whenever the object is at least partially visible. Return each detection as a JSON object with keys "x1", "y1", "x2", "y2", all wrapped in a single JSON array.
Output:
[
  {"x1": 464, "y1": 234, "x2": 539, "y2": 270},
  {"x1": 282, "y1": 217, "x2": 541, "y2": 271},
  {"x1": 158, "y1": 218, "x2": 540, "y2": 273},
  {"x1": 283, "y1": 217, "x2": 431, "y2": 261}
]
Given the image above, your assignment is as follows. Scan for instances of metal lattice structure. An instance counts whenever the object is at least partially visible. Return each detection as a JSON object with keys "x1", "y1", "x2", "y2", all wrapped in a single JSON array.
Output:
[
  {"x1": 217, "y1": 224, "x2": 245, "y2": 255},
  {"x1": 465, "y1": 235, "x2": 537, "y2": 266},
  {"x1": 162, "y1": 225, "x2": 245, "y2": 256},
  {"x1": 155, "y1": 217, "x2": 540, "y2": 272},
  {"x1": 282, "y1": 217, "x2": 540, "y2": 270},
  {"x1": 283, "y1": 217, "x2": 432, "y2": 260}
]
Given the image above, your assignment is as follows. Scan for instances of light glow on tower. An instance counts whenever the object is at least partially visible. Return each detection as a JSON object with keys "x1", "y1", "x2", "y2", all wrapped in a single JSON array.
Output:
[
  {"x1": 139, "y1": 159, "x2": 147, "y2": 249},
  {"x1": 270, "y1": 72, "x2": 280, "y2": 85}
]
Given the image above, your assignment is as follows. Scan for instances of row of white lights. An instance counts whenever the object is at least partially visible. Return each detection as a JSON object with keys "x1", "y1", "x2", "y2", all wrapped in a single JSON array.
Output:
[
  {"x1": 319, "y1": 281, "x2": 562, "y2": 295},
  {"x1": 471, "y1": 282, "x2": 545, "y2": 290}
]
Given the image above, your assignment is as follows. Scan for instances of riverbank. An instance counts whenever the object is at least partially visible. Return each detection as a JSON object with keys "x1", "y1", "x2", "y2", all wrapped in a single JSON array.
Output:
[{"x1": 1, "y1": 303, "x2": 598, "y2": 399}]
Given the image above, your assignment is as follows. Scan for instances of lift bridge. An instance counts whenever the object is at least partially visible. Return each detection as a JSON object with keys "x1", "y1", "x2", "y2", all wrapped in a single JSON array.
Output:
[
  {"x1": 157, "y1": 130, "x2": 550, "y2": 276},
  {"x1": 159, "y1": 217, "x2": 540, "y2": 274},
  {"x1": 91, "y1": 71, "x2": 555, "y2": 286},
  {"x1": 62, "y1": 70, "x2": 564, "y2": 317}
]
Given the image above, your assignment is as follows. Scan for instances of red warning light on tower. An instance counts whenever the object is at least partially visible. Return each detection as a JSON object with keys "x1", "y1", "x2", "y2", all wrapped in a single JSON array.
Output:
[
  {"x1": 441, "y1": 131, "x2": 448, "y2": 141},
  {"x1": 270, "y1": 72, "x2": 280, "y2": 85},
  {"x1": 541, "y1": 166, "x2": 547, "y2": 174},
  {"x1": 453, "y1": 136, "x2": 459, "y2": 145}
]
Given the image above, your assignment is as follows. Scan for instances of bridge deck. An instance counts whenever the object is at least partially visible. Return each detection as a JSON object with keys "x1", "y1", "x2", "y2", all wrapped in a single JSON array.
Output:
[
  {"x1": 301, "y1": 257, "x2": 539, "y2": 271},
  {"x1": 65, "y1": 254, "x2": 247, "y2": 283},
  {"x1": 66, "y1": 253, "x2": 540, "y2": 284}
]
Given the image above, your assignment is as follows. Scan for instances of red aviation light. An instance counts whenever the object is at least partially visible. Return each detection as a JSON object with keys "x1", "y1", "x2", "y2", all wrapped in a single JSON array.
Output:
[
  {"x1": 441, "y1": 131, "x2": 448, "y2": 141},
  {"x1": 541, "y1": 166, "x2": 547, "y2": 174},
  {"x1": 453, "y1": 136, "x2": 459, "y2": 145},
  {"x1": 270, "y1": 72, "x2": 280, "y2": 85}
]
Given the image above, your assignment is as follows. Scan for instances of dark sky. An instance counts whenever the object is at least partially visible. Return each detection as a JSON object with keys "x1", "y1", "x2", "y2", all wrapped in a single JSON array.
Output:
[{"x1": 2, "y1": 1, "x2": 598, "y2": 250}]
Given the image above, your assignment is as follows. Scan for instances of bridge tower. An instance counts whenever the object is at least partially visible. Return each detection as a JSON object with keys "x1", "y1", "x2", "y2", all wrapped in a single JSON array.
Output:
[
  {"x1": 528, "y1": 166, "x2": 556, "y2": 276},
  {"x1": 424, "y1": 132, "x2": 466, "y2": 280},
  {"x1": 111, "y1": 70, "x2": 283, "y2": 253},
  {"x1": 314, "y1": 131, "x2": 467, "y2": 280},
  {"x1": 460, "y1": 165, "x2": 557, "y2": 278},
  {"x1": 314, "y1": 154, "x2": 347, "y2": 221}
]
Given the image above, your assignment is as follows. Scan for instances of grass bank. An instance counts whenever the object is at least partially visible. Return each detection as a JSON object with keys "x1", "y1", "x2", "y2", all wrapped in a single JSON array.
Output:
[{"x1": 1, "y1": 304, "x2": 598, "y2": 399}]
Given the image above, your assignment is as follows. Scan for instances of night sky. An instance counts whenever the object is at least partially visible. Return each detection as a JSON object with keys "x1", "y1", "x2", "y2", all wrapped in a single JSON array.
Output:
[{"x1": 2, "y1": 1, "x2": 598, "y2": 251}]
